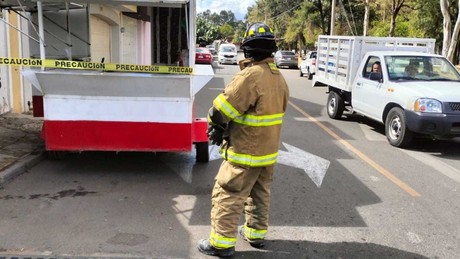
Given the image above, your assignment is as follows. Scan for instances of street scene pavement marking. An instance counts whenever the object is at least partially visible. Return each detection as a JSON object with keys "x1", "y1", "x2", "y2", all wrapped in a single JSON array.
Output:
[
  {"x1": 288, "y1": 101, "x2": 421, "y2": 197},
  {"x1": 161, "y1": 143, "x2": 329, "y2": 186},
  {"x1": 401, "y1": 149, "x2": 460, "y2": 184},
  {"x1": 358, "y1": 115, "x2": 460, "y2": 184},
  {"x1": 359, "y1": 124, "x2": 386, "y2": 141},
  {"x1": 277, "y1": 142, "x2": 330, "y2": 187}
]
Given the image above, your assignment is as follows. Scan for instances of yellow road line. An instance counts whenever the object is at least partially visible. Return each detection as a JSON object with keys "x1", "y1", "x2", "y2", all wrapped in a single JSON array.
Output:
[{"x1": 288, "y1": 101, "x2": 421, "y2": 197}]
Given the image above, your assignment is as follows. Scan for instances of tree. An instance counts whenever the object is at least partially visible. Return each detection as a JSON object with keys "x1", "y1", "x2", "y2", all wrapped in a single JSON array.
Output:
[
  {"x1": 196, "y1": 9, "x2": 241, "y2": 45},
  {"x1": 233, "y1": 21, "x2": 247, "y2": 44},
  {"x1": 441, "y1": 0, "x2": 460, "y2": 62},
  {"x1": 389, "y1": 0, "x2": 407, "y2": 36},
  {"x1": 243, "y1": 0, "x2": 450, "y2": 59},
  {"x1": 363, "y1": 0, "x2": 370, "y2": 35},
  {"x1": 247, "y1": 0, "x2": 331, "y2": 49},
  {"x1": 220, "y1": 24, "x2": 235, "y2": 42},
  {"x1": 196, "y1": 15, "x2": 221, "y2": 46}
]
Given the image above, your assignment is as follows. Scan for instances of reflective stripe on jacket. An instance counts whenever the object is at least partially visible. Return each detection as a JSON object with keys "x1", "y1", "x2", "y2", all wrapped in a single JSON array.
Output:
[{"x1": 212, "y1": 57, "x2": 289, "y2": 167}]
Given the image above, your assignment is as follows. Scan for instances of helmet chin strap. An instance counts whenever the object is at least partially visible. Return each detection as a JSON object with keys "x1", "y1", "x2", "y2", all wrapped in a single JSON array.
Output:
[
  {"x1": 243, "y1": 49, "x2": 272, "y2": 62},
  {"x1": 243, "y1": 49, "x2": 251, "y2": 59}
]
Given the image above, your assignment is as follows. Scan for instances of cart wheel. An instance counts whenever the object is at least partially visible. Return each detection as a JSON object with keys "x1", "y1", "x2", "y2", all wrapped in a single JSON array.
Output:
[
  {"x1": 47, "y1": 151, "x2": 66, "y2": 160},
  {"x1": 195, "y1": 142, "x2": 209, "y2": 163}
]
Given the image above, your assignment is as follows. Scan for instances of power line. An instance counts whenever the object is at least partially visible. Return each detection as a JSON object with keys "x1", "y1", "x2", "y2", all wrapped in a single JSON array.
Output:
[{"x1": 267, "y1": 2, "x2": 304, "y2": 21}]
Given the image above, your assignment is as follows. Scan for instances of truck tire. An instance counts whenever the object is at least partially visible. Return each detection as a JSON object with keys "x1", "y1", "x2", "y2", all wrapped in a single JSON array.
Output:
[
  {"x1": 385, "y1": 107, "x2": 413, "y2": 148},
  {"x1": 195, "y1": 142, "x2": 209, "y2": 163},
  {"x1": 300, "y1": 69, "x2": 304, "y2": 77},
  {"x1": 327, "y1": 91, "x2": 344, "y2": 119}
]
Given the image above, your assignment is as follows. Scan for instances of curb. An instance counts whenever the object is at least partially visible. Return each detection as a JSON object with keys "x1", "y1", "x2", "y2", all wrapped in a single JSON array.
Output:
[{"x1": 0, "y1": 151, "x2": 46, "y2": 188}]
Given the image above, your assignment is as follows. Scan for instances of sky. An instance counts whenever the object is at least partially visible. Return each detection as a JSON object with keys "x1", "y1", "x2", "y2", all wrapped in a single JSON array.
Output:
[{"x1": 197, "y1": 0, "x2": 256, "y2": 21}]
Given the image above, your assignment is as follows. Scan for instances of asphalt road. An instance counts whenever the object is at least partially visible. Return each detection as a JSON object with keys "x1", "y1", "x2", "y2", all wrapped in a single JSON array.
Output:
[{"x1": 0, "y1": 60, "x2": 459, "y2": 259}]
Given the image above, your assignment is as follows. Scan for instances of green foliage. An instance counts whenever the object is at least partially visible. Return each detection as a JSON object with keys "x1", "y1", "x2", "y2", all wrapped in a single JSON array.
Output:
[
  {"x1": 368, "y1": 20, "x2": 389, "y2": 37},
  {"x1": 220, "y1": 24, "x2": 235, "y2": 42},
  {"x1": 197, "y1": 0, "x2": 455, "y2": 56},
  {"x1": 233, "y1": 21, "x2": 247, "y2": 44},
  {"x1": 196, "y1": 15, "x2": 221, "y2": 46},
  {"x1": 196, "y1": 9, "x2": 243, "y2": 45}
]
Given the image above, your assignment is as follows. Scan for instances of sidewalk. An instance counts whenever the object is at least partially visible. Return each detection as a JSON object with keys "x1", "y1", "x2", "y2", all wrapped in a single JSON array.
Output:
[{"x1": 0, "y1": 112, "x2": 45, "y2": 187}]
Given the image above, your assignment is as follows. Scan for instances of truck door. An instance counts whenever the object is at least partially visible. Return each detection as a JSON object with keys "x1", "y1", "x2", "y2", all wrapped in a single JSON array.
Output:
[{"x1": 352, "y1": 56, "x2": 387, "y2": 121}]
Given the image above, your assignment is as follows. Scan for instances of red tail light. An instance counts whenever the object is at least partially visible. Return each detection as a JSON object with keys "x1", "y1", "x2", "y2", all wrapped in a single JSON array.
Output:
[{"x1": 312, "y1": 59, "x2": 316, "y2": 65}]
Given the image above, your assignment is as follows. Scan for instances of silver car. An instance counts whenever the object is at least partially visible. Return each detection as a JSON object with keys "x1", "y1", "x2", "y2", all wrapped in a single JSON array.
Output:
[{"x1": 274, "y1": 50, "x2": 298, "y2": 69}]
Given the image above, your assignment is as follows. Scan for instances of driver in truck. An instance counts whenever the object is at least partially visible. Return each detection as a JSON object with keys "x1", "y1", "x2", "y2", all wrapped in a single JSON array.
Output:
[
  {"x1": 405, "y1": 64, "x2": 418, "y2": 77},
  {"x1": 372, "y1": 61, "x2": 382, "y2": 73}
]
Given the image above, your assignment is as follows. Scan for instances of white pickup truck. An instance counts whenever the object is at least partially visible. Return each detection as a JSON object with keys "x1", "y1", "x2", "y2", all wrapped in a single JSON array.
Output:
[{"x1": 313, "y1": 36, "x2": 460, "y2": 147}]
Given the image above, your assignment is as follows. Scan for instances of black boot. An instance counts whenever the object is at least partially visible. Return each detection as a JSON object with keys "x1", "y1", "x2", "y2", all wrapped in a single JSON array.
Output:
[
  {"x1": 197, "y1": 239, "x2": 235, "y2": 257},
  {"x1": 239, "y1": 226, "x2": 265, "y2": 248}
]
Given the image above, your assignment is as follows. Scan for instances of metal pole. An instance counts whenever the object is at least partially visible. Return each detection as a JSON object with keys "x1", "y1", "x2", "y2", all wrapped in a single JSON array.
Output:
[
  {"x1": 330, "y1": 0, "x2": 336, "y2": 35},
  {"x1": 0, "y1": 17, "x2": 40, "y2": 43},
  {"x1": 66, "y1": 2, "x2": 72, "y2": 60},
  {"x1": 37, "y1": 0, "x2": 46, "y2": 63}
]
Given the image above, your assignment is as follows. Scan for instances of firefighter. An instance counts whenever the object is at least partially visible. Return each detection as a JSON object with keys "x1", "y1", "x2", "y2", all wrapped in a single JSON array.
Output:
[{"x1": 197, "y1": 22, "x2": 290, "y2": 257}]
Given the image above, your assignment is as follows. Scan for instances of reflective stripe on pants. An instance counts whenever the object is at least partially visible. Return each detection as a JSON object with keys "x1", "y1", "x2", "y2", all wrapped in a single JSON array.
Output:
[{"x1": 210, "y1": 160, "x2": 274, "y2": 247}]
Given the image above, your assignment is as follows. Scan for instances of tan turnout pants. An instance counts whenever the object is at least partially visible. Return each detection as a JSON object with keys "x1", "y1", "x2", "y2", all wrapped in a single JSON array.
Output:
[{"x1": 210, "y1": 160, "x2": 275, "y2": 239}]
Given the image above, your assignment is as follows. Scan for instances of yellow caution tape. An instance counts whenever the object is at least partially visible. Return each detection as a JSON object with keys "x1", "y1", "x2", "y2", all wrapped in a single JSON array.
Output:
[{"x1": 0, "y1": 57, "x2": 193, "y2": 74}]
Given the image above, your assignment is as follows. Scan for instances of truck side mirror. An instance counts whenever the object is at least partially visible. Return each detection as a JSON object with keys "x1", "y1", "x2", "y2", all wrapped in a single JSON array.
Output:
[{"x1": 369, "y1": 72, "x2": 382, "y2": 81}]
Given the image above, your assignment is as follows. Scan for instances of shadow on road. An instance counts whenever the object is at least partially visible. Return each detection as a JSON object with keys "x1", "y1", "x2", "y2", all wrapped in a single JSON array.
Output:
[{"x1": 233, "y1": 239, "x2": 429, "y2": 259}]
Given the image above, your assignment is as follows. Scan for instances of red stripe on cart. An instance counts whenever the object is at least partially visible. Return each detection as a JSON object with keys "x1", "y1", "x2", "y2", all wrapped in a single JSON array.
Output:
[{"x1": 43, "y1": 120, "x2": 195, "y2": 151}]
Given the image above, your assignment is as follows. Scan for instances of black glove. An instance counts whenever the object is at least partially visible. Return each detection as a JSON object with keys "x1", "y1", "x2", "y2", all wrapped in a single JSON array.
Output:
[{"x1": 207, "y1": 124, "x2": 226, "y2": 146}]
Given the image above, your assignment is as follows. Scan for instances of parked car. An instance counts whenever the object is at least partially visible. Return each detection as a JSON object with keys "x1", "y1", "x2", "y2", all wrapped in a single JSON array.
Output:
[
  {"x1": 299, "y1": 51, "x2": 317, "y2": 79},
  {"x1": 206, "y1": 44, "x2": 216, "y2": 55},
  {"x1": 218, "y1": 43, "x2": 238, "y2": 65},
  {"x1": 195, "y1": 47, "x2": 213, "y2": 64},
  {"x1": 274, "y1": 50, "x2": 298, "y2": 69}
]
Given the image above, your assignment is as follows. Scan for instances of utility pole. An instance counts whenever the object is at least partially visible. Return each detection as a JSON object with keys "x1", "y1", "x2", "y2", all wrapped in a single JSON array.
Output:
[{"x1": 330, "y1": 0, "x2": 336, "y2": 35}]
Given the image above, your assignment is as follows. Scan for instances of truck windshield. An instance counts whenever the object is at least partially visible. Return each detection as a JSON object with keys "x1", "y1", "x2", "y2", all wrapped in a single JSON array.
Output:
[{"x1": 385, "y1": 56, "x2": 460, "y2": 82}]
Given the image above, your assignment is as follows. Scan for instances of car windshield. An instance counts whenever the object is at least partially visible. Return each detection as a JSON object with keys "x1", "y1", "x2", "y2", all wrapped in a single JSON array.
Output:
[
  {"x1": 281, "y1": 51, "x2": 295, "y2": 56},
  {"x1": 385, "y1": 55, "x2": 460, "y2": 81},
  {"x1": 221, "y1": 46, "x2": 236, "y2": 52}
]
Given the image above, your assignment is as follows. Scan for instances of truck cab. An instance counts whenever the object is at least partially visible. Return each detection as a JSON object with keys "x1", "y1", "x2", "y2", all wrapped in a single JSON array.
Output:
[{"x1": 352, "y1": 52, "x2": 460, "y2": 147}]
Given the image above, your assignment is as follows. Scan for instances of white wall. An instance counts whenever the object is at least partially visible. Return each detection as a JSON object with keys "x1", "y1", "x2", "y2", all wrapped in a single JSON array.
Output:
[
  {"x1": 0, "y1": 10, "x2": 11, "y2": 114},
  {"x1": 121, "y1": 15, "x2": 137, "y2": 64},
  {"x1": 137, "y1": 20, "x2": 151, "y2": 65}
]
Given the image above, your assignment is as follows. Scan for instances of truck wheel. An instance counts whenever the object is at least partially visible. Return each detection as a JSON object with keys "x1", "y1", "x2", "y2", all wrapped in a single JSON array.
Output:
[
  {"x1": 195, "y1": 142, "x2": 209, "y2": 163},
  {"x1": 307, "y1": 68, "x2": 313, "y2": 80},
  {"x1": 385, "y1": 107, "x2": 413, "y2": 148},
  {"x1": 300, "y1": 70, "x2": 304, "y2": 77},
  {"x1": 327, "y1": 91, "x2": 344, "y2": 119}
]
